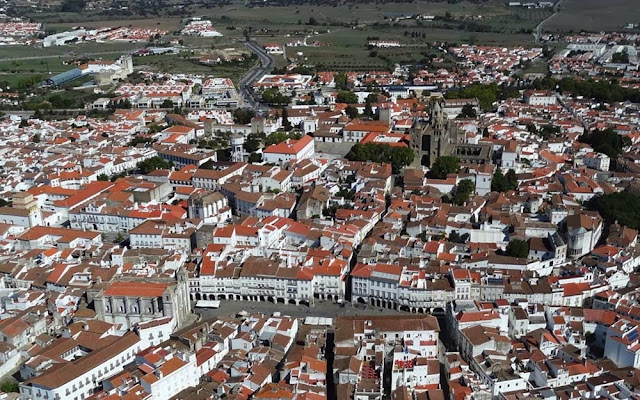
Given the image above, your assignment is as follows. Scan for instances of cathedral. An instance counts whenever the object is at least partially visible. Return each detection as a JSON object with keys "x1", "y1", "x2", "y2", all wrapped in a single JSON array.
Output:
[{"x1": 410, "y1": 101, "x2": 492, "y2": 167}]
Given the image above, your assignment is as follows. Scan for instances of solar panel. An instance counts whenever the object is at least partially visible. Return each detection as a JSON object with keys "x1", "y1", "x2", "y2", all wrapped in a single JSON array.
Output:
[{"x1": 627, "y1": 328, "x2": 638, "y2": 342}]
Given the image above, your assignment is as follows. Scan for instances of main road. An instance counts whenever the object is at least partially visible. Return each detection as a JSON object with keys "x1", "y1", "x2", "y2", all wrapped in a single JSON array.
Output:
[{"x1": 238, "y1": 40, "x2": 274, "y2": 112}]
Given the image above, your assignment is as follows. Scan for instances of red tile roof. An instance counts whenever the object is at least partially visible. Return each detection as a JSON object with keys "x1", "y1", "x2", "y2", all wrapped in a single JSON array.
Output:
[
  {"x1": 264, "y1": 135, "x2": 313, "y2": 155},
  {"x1": 104, "y1": 281, "x2": 169, "y2": 297}
]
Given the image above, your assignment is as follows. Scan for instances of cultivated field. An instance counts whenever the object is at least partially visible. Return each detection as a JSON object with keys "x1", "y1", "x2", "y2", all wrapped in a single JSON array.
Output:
[
  {"x1": 19, "y1": 0, "x2": 555, "y2": 79},
  {"x1": 133, "y1": 53, "x2": 257, "y2": 82},
  {"x1": 47, "y1": 17, "x2": 184, "y2": 32},
  {"x1": 544, "y1": 0, "x2": 640, "y2": 32}
]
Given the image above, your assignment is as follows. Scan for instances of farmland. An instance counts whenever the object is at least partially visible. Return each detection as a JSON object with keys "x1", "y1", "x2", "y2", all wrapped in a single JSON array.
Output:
[
  {"x1": 12, "y1": 0, "x2": 565, "y2": 82},
  {"x1": 0, "y1": 42, "x2": 142, "y2": 90},
  {"x1": 543, "y1": 0, "x2": 640, "y2": 32},
  {"x1": 133, "y1": 53, "x2": 258, "y2": 82},
  {"x1": 17, "y1": 0, "x2": 556, "y2": 76},
  {"x1": 46, "y1": 17, "x2": 184, "y2": 32}
]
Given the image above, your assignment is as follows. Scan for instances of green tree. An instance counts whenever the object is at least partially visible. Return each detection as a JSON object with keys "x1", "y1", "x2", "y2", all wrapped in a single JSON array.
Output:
[
  {"x1": 32, "y1": 133, "x2": 41, "y2": 143},
  {"x1": 531, "y1": 76, "x2": 640, "y2": 104},
  {"x1": 248, "y1": 153, "x2": 262, "y2": 163},
  {"x1": 449, "y1": 230, "x2": 470, "y2": 243},
  {"x1": 587, "y1": 191, "x2": 640, "y2": 229},
  {"x1": 345, "y1": 143, "x2": 414, "y2": 174},
  {"x1": 137, "y1": 156, "x2": 172, "y2": 174},
  {"x1": 452, "y1": 179, "x2": 475, "y2": 206},
  {"x1": 345, "y1": 106, "x2": 359, "y2": 119},
  {"x1": 161, "y1": 99, "x2": 174, "y2": 108},
  {"x1": 334, "y1": 72, "x2": 348, "y2": 90},
  {"x1": 60, "y1": 0, "x2": 86, "y2": 12},
  {"x1": 445, "y1": 83, "x2": 519, "y2": 112},
  {"x1": 538, "y1": 124, "x2": 561, "y2": 140},
  {"x1": 216, "y1": 149, "x2": 231, "y2": 162},
  {"x1": 458, "y1": 103, "x2": 477, "y2": 118},
  {"x1": 428, "y1": 156, "x2": 460, "y2": 179},
  {"x1": 0, "y1": 380, "x2": 19, "y2": 393},
  {"x1": 491, "y1": 169, "x2": 507, "y2": 192},
  {"x1": 128, "y1": 135, "x2": 156, "y2": 147},
  {"x1": 492, "y1": 168, "x2": 518, "y2": 192},
  {"x1": 337, "y1": 90, "x2": 358, "y2": 104},
  {"x1": 363, "y1": 100, "x2": 373, "y2": 117},
  {"x1": 281, "y1": 107, "x2": 292, "y2": 131},
  {"x1": 262, "y1": 88, "x2": 291, "y2": 105},
  {"x1": 245, "y1": 133, "x2": 263, "y2": 152},
  {"x1": 578, "y1": 128, "x2": 631, "y2": 158},
  {"x1": 612, "y1": 49, "x2": 629, "y2": 64},
  {"x1": 505, "y1": 169, "x2": 518, "y2": 190},
  {"x1": 265, "y1": 132, "x2": 301, "y2": 146},
  {"x1": 97, "y1": 174, "x2": 109, "y2": 181},
  {"x1": 504, "y1": 239, "x2": 529, "y2": 258},
  {"x1": 232, "y1": 108, "x2": 255, "y2": 124}
]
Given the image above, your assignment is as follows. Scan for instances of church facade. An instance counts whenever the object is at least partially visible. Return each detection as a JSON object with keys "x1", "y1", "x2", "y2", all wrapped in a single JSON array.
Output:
[{"x1": 410, "y1": 101, "x2": 493, "y2": 167}]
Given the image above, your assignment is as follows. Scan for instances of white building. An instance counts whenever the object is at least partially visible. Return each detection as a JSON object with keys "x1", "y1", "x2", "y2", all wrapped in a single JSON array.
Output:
[
  {"x1": 566, "y1": 213, "x2": 603, "y2": 259},
  {"x1": 583, "y1": 152, "x2": 610, "y2": 171},
  {"x1": 19, "y1": 332, "x2": 142, "y2": 400},
  {"x1": 138, "y1": 348, "x2": 200, "y2": 399},
  {"x1": 604, "y1": 318, "x2": 640, "y2": 369},
  {"x1": 187, "y1": 189, "x2": 231, "y2": 225},
  {"x1": 523, "y1": 90, "x2": 557, "y2": 106},
  {"x1": 263, "y1": 135, "x2": 315, "y2": 165}
]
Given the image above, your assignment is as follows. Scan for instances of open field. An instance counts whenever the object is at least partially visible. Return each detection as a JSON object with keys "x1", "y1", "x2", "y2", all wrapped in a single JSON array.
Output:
[
  {"x1": 30, "y1": 0, "x2": 550, "y2": 39},
  {"x1": 46, "y1": 17, "x2": 185, "y2": 32},
  {"x1": 0, "y1": 73, "x2": 44, "y2": 89},
  {"x1": 270, "y1": 23, "x2": 537, "y2": 71},
  {"x1": 206, "y1": 0, "x2": 513, "y2": 26},
  {"x1": 133, "y1": 53, "x2": 257, "y2": 82},
  {"x1": 0, "y1": 42, "x2": 140, "y2": 60},
  {"x1": 17, "y1": 0, "x2": 553, "y2": 79},
  {"x1": 0, "y1": 43, "x2": 141, "y2": 90},
  {"x1": 544, "y1": 0, "x2": 640, "y2": 32},
  {"x1": 0, "y1": 58, "x2": 71, "y2": 74}
]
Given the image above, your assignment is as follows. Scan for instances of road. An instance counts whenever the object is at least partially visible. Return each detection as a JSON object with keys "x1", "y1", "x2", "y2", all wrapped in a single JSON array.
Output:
[
  {"x1": 238, "y1": 40, "x2": 274, "y2": 112},
  {"x1": 534, "y1": 0, "x2": 565, "y2": 42}
]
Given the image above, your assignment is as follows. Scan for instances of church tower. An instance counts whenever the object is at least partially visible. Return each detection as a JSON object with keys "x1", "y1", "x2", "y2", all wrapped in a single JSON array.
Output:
[
  {"x1": 230, "y1": 133, "x2": 245, "y2": 162},
  {"x1": 12, "y1": 192, "x2": 42, "y2": 227},
  {"x1": 410, "y1": 100, "x2": 452, "y2": 167}
]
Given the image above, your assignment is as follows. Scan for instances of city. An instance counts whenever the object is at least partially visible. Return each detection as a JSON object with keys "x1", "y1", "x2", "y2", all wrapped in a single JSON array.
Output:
[{"x1": 0, "y1": 0, "x2": 638, "y2": 400}]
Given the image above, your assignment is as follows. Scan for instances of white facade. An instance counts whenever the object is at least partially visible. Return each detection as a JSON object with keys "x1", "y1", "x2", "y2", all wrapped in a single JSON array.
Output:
[
  {"x1": 263, "y1": 136, "x2": 315, "y2": 165},
  {"x1": 140, "y1": 353, "x2": 200, "y2": 399},
  {"x1": 524, "y1": 91, "x2": 557, "y2": 106},
  {"x1": 583, "y1": 152, "x2": 610, "y2": 171},
  {"x1": 20, "y1": 333, "x2": 142, "y2": 400}
]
